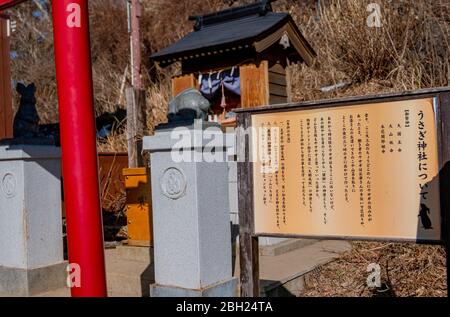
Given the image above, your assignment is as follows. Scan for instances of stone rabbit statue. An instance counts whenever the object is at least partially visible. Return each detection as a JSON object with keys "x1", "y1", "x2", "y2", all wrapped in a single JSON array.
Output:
[
  {"x1": 168, "y1": 88, "x2": 211, "y2": 123},
  {"x1": 13, "y1": 83, "x2": 40, "y2": 139}
]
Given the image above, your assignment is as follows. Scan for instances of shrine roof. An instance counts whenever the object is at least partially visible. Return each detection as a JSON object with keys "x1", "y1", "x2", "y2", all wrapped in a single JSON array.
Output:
[{"x1": 151, "y1": 1, "x2": 316, "y2": 68}]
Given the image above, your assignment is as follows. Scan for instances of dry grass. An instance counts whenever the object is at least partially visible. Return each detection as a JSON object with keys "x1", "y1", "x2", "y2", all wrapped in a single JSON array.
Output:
[
  {"x1": 10, "y1": 0, "x2": 448, "y2": 147},
  {"x1": 10, "y1": 0, "x2": 449, "y2": 142},
  {"x1": 303, "y1": 242, "x2": 447, "y2": 297},
  {"x1": 283, "y1": 0, "x2": 450, "y2": 102},
  {"x1": 10, "y1": 0, "x2": 238, "y2": 151}
]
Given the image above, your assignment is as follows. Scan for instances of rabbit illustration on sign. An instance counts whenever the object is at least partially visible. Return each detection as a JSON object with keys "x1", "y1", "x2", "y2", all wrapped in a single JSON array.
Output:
[{"x1": 418, "y1": 203, "x2": 433, "y2": 230}]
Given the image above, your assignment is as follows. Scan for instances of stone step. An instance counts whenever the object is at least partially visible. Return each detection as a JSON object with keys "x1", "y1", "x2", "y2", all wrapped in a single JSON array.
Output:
[
  {"x1": 259, "y1": 238, "x2": 319, "y2": 257},
  {"x1": 116, "y1": 245, "x2": 153, "y2": 263},
  {"x1": 31, "y1": 287, "x2": 70, "y2": 297},
  {"x1": 105, "y1": 248, "x2": 154, "y2": 297},
  {"x1": 234, "y1": 240, "x2": 352, "y2": 297},
  {"x1": 26, "y1": 240, "x2": 350, "y2": 297},
  {"x1": 27, "y1": 248, "x2": 154, "y2": 298},
  {"x1": 46, "y1": 246, "x2": 231, "y2": 297},
  {"x1": 261, "y1": 240, "x2": 351, "y2": 296}
]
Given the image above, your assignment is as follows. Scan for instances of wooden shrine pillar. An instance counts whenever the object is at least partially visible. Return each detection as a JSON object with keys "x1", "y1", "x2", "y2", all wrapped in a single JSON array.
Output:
[
  {"x1": 171, "y1": 73, "x2": 197, "y2": 97},
  {"x1": 240, "y1": 60, "x2": 291, "y2": 108},
  {"x1": 0, "y1": 15, "x2": 13, "y2": 140},
  {"x1": 239, "y1": 61, "x2": 269, "y2": 108}
]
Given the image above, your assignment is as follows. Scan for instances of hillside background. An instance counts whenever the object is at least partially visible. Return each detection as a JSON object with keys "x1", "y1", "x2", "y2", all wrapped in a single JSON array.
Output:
[{"x1": 6, "y1": 0, "x2": 450, "y2": 297}]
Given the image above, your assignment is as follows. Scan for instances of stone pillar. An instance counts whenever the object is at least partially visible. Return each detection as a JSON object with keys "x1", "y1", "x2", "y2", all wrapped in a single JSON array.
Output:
[
  {"x1": 143, "y1": 122, "x2": 237, "y2": 297},
  {"x1": 0, "y1": 145, "x2": 66, "y2": 296}
]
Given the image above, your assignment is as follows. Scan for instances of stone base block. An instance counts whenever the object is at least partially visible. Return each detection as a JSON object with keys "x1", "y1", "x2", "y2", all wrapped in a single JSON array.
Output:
[
  {"x1": 150, "y1": 278, "x2": 238, "y2": 297},
  {"x1": 0, "y1": 261, "x2": 68, "y2": 297}
]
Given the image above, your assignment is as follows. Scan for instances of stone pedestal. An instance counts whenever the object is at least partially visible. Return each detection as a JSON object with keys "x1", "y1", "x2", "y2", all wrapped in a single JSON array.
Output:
[
  {"x1": 144, "y1": 123, "x2": 237, "y2": 297},
  {"x1": 0, "y1": 145, "x2": 66, "y2": 296}
]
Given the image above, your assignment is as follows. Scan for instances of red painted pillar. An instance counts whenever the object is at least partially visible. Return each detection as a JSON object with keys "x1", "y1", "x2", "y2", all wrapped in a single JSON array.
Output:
[{"x1": 51, "y1": 0, "x2": 107, "y2": 297}]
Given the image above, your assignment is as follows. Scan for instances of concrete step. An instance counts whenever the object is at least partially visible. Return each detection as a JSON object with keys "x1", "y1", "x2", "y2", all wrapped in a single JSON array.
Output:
[
  {"x1": 105, "y1": 248, "x2": 154, "y2": 297},
  {"x1": 259, "y1": 238, "x2": 319, "y2": 257},
  {"x1": 261, "y1": 240, "x2": 351, "y2": 296},
  {"x1": 234, "y1": 240, "x2": 352, "y2": 297},
  {"x1": 116, "y1": 245, "x2": 153, "y2": 263},
  {"x1": 32, "y1": 287, "x2": 70, "y2": 297},
  {"x1": 26, "y1": 248, "x2": 154, "y2": 298},
  {"x1": 25, "y1": 240, "x2": 350, "y2": 297}
]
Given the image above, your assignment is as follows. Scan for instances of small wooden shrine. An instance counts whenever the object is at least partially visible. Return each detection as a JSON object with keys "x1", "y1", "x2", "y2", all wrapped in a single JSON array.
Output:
[{"x1": 151, "y1": 0, "x2": 316, "y2": 126}]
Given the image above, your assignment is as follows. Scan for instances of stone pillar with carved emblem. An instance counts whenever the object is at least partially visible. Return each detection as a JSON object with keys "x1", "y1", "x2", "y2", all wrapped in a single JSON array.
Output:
[
  {"x1": 0, "y1": 145, "x2": 66, "y2": 296},
  {"x1": 143, "y1": 121, "x2": 237, "y2": 297}
]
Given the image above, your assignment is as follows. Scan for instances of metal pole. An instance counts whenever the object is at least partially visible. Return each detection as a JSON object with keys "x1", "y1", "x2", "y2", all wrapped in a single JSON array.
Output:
[
  {"x1": 130, "y1": 0, "x2": 142, "y2": 89},
  {"x1": 126, "y1": 0, "x2": 145, "y2": 168},
  {"x1": 51, "y1": 0, "x2": 107, "y2": 297}
]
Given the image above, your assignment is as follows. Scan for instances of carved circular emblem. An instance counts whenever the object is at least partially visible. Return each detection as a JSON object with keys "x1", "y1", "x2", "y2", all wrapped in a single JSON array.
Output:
[
  {"x1": 160, "y1": 167, "x2": 187, "y2": 200},
  {"x1": 1, "y1": 173, "x2": 17, "y2": 198}
]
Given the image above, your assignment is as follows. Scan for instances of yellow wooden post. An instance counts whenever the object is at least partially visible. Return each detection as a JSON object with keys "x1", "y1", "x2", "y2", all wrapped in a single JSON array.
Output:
[{"x1": 123, "y1": 167, "x2": 153, "y2": 246}]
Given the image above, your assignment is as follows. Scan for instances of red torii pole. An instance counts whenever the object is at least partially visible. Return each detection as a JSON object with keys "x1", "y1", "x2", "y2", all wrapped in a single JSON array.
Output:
[
  {"x1": 1, "y1": 0, "x2": 107, "y2": 297},
  {"x1": 52, "y1": 0, "x2": 107, "y2": 297}
]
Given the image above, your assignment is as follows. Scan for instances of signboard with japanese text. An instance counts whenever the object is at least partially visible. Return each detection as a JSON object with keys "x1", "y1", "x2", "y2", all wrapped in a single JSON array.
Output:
[{"x1": 251, "y1": 97, "x2": 441, "y2": 242}]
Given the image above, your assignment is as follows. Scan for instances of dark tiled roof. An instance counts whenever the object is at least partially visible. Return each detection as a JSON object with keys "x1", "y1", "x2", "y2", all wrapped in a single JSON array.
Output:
[
  {"x1": 151, "y1": 12, "x2": 291, "y2": 62},
  {"x1": 0, "y1": 0, "x2": 27, "y2": 11}
]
